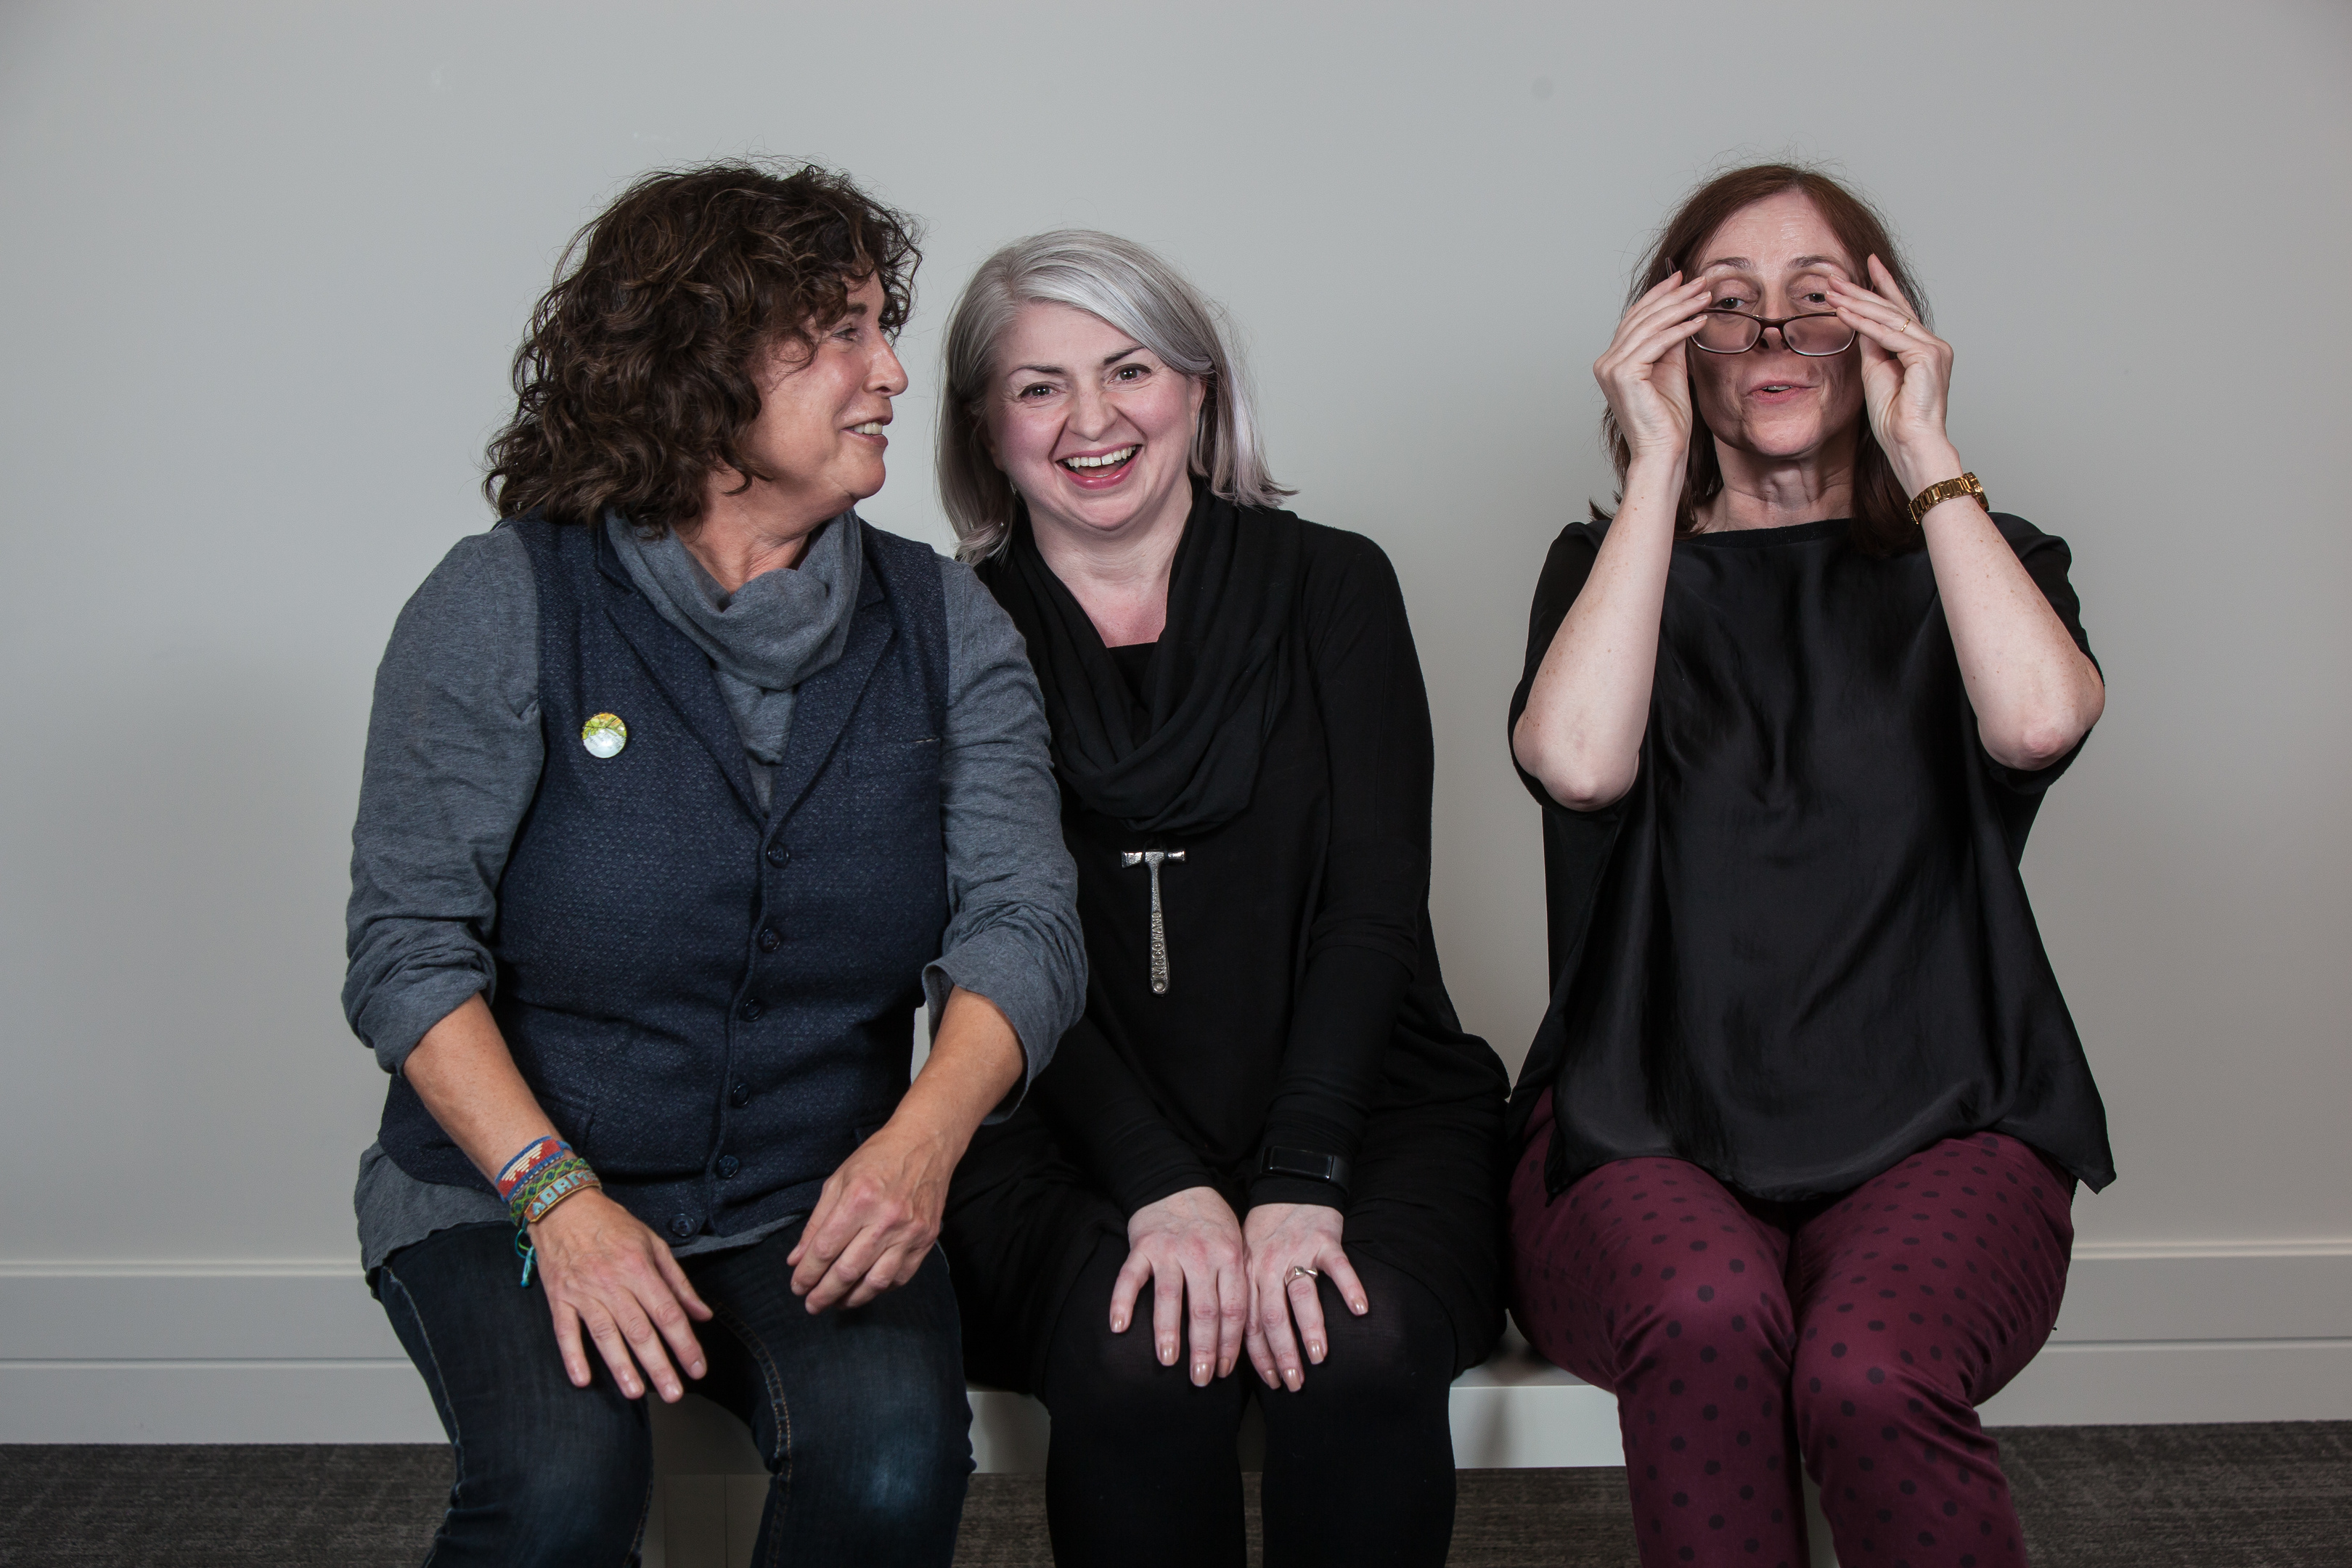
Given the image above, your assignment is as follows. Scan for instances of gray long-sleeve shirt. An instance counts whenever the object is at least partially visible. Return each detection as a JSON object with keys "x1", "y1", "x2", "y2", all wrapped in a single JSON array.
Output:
[{"x1": 345, "y1": 519, "x2": 1084, "y2": 1270}]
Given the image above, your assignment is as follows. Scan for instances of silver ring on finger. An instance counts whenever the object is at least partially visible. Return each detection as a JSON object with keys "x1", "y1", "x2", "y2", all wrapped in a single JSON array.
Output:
[{"x1": 1285, "y1": 1265, "x2": 1320, "y2": 1285}]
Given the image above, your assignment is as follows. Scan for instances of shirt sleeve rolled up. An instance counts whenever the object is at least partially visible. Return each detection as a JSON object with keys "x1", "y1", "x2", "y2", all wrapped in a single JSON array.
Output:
[
  {"x1": 341, "y1": 527, "x2": 544, "y2": 1074},
  {"x1": 921, "y1": 560, "x2": 1087, "y2": 1114}
]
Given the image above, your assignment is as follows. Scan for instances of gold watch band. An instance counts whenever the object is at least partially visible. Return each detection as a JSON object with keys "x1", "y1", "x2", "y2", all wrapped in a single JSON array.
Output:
[{"x1": 1909, "y1": 472, "x2": 1988, "y2": 526}]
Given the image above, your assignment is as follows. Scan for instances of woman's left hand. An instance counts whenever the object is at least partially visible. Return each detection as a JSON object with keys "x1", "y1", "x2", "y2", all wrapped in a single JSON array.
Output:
[
  {"x1": 1827, "y1": 257, "x2": 1961, "y2": 487},
  {"x1": 788, "y1": 987, "x2": 1024, "y2": 1312},
  {"x1": 1242, "y1": 1201, "x2": 1368, "y2": 1392}
]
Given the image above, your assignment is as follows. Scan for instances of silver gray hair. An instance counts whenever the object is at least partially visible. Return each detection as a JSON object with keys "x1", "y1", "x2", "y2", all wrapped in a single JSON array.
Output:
[{"x1": 936, "y1": 229, "x2": 1290, "y2": 562}]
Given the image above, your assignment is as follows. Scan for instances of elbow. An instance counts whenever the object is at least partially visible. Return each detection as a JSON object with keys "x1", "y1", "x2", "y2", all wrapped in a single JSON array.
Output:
[
  {"x1": 1987, "y1": 703, "x2": 2097, "y2": 773},
  {"x1": 1513, "y1": 719, "x2": 1634, "y2": 813}
]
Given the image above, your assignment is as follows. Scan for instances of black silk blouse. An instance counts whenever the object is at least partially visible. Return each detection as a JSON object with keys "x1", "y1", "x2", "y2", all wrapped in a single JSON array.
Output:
[{"x1": 1508, "y1": 515, "x2": 2115, "y2": 1203}]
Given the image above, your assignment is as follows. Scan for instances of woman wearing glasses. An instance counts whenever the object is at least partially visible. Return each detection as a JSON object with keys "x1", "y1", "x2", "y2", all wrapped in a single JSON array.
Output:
[{"x1": 1506, "y1": 164, "x2": 2111, "y2": 1568}]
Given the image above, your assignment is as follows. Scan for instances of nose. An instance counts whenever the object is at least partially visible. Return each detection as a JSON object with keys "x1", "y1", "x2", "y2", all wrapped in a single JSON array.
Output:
[
  {"x1": 872, "y1": 335, "x2": 909, "y2": 397},
  {"x1": 1067, "y1": 379, "x2": 1118, "y2": 438}
]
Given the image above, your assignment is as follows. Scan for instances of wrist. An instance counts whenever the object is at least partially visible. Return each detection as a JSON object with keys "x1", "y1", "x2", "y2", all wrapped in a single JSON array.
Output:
[
  {"x1": 1887, "y1": 439, "x2": 1963, "y2": 497},
  {"x1": 1623, "y1": 449, "x2": 1689, "y2": 493},
  {"x1": 497, "y1": 1135, "x2": 601, "y2": 1228}
]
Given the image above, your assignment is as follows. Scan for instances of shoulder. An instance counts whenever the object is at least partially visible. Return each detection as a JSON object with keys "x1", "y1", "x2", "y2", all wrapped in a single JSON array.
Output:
[
  {"x1": 856, "y1": 517, "x2": 943, "y2": 571},
  {"x1": 376, "y1": 524, "x2": 539, "y2": 711},
  {"x1": 400, "y1": 523, "x2": 536, "y2": 640},
  {"x1": 936, "y1": 552, "x2": 1020, "y2": 646},
  {"x1": 1545, "y1": 519, "x2": 1609, "y2": 564},
  {"x1": 1291, "y1": 516, "x2": 1405, "y2": 605}
]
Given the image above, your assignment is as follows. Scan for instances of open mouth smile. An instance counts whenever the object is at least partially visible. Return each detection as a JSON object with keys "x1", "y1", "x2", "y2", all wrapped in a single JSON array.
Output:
[{"x1": 1059, "y1": 445, "x2": 1138, "y2": 485}]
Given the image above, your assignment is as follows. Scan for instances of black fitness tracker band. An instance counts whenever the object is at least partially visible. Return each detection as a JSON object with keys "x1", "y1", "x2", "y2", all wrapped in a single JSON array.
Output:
[{"x1": 1259, "y1": 1146, "x2": 1352, "y2": 1194}]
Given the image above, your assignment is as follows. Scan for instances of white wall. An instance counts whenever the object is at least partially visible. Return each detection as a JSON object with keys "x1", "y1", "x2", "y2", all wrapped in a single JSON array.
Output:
[{"x1": 2, "y1": 0, "x2": 2346, "y2": 1438}]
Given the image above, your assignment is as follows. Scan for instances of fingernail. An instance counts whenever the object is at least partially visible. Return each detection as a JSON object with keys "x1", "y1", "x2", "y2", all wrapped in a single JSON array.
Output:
[
  {"x1": 1309, "y1": 1342, "x2": 1324, "y2": 1363},
  {"x1": 1285, "y1": 1370, "x2": 1302, "y2": 1391},
  {"x1": 1193, "y1": 1360, "x2": 1209, "y2": 1381}
]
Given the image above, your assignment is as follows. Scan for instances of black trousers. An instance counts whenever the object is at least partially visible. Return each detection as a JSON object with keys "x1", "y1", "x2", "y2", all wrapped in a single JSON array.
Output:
[{"x1": 1036, "y1": 1235, "x2": 1458, "y2": 1567}]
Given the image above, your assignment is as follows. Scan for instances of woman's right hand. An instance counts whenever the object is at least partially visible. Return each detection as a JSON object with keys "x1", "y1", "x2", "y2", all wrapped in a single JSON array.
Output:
[
  {"x1": 1110, "y1": 1185, "x2": 1249, "y2": 1387},
  {"x1": 1593, "y1": 271, "x2": 1714, "y2": 461},
  {"x1": 529, "y1": 1188, "x2": 715, "y2": 1403}
]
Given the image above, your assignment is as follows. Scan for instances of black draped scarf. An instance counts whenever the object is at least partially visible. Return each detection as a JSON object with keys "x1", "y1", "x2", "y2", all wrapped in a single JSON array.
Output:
[{"x1": 980, "y1": 481, "x2": 1304, "y2": 837}]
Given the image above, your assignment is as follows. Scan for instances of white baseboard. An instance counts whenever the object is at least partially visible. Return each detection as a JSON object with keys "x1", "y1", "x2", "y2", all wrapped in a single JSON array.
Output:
[{"x1": 3, "y1": 1244, "x2": 2345, "y2": 1447}]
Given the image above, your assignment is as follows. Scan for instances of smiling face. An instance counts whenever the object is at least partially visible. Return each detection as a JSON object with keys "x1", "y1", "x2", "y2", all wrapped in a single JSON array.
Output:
[
  {"x1": 982, "y1": 300, "x2": 1207, "y2": 547},
  {"x1": 720, "y1": 272, "x2": 907, "y2": 530},
  {"x1": 1685, "y1": 189, "x2": 1867, "y2": 467}
]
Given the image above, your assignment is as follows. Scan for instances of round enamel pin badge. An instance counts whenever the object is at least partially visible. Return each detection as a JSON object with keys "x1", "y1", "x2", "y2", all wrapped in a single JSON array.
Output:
[{"x1": 581, "y1": 712, "x2": 628, "y2": 759}]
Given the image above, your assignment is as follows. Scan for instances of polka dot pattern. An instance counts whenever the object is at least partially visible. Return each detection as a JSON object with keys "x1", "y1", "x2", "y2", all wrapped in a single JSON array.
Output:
[{"x1": 1507, "y1": 1091, "x2": 2075, "y2": 1568}]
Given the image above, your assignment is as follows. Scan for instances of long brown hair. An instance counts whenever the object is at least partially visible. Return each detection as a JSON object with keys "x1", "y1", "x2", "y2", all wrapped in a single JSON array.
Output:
[
  {"x1": 1594, "y1": 163, "x2": 1927, "y2": 555},
  {"x1": 484, "y1": 161, "x2": 921, "y2": 534}
]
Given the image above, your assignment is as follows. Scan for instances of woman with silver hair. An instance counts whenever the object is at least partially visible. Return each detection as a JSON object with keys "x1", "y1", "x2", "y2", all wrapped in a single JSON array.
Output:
[{"x1": 935, "y1": 231, "x2": 1508, "y2": 1566}]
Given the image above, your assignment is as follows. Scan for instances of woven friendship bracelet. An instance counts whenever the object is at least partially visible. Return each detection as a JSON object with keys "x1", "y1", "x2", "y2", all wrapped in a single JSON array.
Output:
[{"x1": 495, "y1": 1136, "x2": 570, "y2": 1204}]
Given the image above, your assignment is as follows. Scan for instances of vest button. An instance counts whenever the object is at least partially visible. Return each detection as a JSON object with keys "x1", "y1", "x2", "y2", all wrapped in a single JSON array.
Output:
[
  {"x1": 668, "y1": 1215, "x2": 695, "y2": 1239},
  {"x1": 738, "y1": 998, "x2": 763, "y2": 1021},
  {"x1": 727, "y1": 1082, "x2": 750, "y2": 1108},
  {"x1": 765, "y1": 842, "x2": 791, "y2": 867},
  {"x1": 757, "y1": 926, "x2": 782, "y2": 953},
  {"x1": 716, "y1": 1155, "x2": 740, "y2": 1180}
]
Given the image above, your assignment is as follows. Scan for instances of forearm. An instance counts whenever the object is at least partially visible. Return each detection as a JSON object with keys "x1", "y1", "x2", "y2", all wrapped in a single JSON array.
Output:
[
  {"x1": 1900, "y1": 442, "x2": 2105, "y2": 768},
  {"x1": 1251, "y1": 944, "x2": 1412, "y2": 1207},
  {"x1": 889, "y1": 986, "x2": 1025, "y2": 1161},
  {"x1": 1036, "y1": 1016, "x2": 1217, "y2": 1214},
  {"x1": 400, "y1": 993, "x2": 563, "y2": 1185},
  {"x1": 1512, "y1": 454, "x2": 1684, "y2": 809}
]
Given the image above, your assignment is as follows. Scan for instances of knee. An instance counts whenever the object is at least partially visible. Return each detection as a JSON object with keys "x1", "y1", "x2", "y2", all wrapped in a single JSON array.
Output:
[
  {"x1": 1792, "y1": 1337, "x2": 1972, "y2": 1458},
  {"x1": 1044, "y1": 1311, "x2": 1214, "y2": 1426},
  {"x1": 791, "y1": 1381, "x2": 972, "y2": 1519}
]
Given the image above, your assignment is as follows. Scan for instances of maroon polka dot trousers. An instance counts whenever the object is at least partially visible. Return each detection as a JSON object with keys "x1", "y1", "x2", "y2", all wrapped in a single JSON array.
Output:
[{"x1": 1508, "y1": 1090, "x2": 2074, "y2": 1568}]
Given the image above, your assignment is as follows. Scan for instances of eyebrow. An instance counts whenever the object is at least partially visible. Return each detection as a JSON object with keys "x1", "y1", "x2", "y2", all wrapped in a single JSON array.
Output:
[
  {"x1": 1699, "y1": 254, "x2": 1853, "y2": 274},
  {"x1": 1008, "y1": 346, "x2": 1146, "y2": 377}
]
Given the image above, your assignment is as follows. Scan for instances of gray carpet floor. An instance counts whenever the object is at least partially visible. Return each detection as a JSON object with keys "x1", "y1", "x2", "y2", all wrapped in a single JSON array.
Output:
[{"x1": 3, "y1": 1424, "x2": 2346, "y2": 1566}]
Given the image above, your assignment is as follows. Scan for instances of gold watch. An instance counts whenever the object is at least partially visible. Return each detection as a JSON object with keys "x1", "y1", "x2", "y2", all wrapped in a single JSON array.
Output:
[{"x1": 1909, "y1": 472, "x2": 1988, "y2": 526}]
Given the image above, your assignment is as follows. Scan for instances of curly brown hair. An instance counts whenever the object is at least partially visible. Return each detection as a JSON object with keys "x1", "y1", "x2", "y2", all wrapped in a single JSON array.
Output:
[
  {"x1": 1596, "y1": 162, "x2": 1927, "y2": 556},
  {"x1": 484, "y1": 160, "x2": 921, "y2": 532}
]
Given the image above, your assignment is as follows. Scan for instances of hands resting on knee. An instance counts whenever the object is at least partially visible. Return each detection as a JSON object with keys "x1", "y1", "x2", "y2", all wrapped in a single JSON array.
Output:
[{"x1": 1109, "y1": 1187, "x2": 1369, "y2": 1392}]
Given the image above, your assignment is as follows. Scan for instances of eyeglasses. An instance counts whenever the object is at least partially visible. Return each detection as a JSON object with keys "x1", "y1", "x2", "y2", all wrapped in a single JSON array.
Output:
[{"x1": 1691, "y1": 309, "x2": 1856, "y2": 357}]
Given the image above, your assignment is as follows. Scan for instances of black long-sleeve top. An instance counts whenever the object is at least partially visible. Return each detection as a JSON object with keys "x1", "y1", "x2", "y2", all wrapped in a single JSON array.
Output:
[{"x1": 1028, "y1": 523, "x2": 1498, "y2": 1215}]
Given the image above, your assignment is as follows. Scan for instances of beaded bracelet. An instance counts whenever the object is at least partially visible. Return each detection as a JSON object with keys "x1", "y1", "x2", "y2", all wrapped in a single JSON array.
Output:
[{"x1": 511, "y1": 1156, "x2": 601, "y2": 1228}]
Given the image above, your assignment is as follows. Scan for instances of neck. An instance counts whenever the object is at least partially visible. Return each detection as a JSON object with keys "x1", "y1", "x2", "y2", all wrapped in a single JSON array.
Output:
[
  {"x1": 1028, "y1": 479, "x2": 1193, "y2": 648},
  {"x1": 682, "y1": 473, "x2": 845, "y2": 593},
  {"x1": 1697, "y1": 428, "x2": 1858, "y2": 532}
]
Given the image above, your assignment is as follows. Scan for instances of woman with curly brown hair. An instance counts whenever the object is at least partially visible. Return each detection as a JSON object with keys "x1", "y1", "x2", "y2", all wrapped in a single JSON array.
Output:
[{"x1": 341, "y1": 161, "x2": 1085, "y2": 1566}]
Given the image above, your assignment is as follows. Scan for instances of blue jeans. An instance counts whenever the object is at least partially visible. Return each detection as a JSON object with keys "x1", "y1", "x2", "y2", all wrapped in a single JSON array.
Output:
[{"x1": 375, "y1": 1219, "x2": 971, "y2": 1567}]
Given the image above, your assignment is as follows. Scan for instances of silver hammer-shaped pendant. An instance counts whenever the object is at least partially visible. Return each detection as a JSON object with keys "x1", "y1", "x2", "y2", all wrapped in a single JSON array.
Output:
[{"x1": 1119, "y1": 849, "x2": 1186, "y2": 995}]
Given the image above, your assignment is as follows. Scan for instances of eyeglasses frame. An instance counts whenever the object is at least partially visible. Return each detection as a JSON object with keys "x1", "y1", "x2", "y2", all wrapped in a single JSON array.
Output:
[{"x1": 1689, "y1": 308, "x2": 1857, "y2": 358}]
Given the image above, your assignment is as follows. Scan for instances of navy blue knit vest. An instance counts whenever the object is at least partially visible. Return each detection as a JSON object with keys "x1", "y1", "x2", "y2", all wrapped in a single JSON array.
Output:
[{"x1": 377, "y1": 515, "x2": 951, "y2": 1244}]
